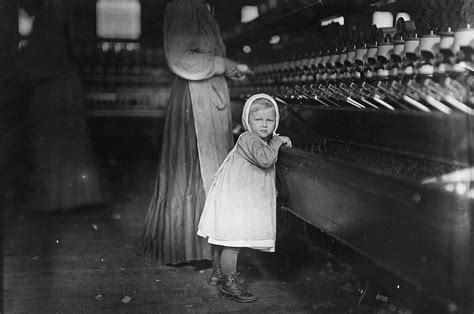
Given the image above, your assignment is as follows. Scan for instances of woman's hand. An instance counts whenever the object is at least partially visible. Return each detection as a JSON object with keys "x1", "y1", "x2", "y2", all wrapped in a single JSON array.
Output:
[
  {"x1": 229, "y1": 72, "x2": 247, "y2": 81},
  {"x1": 230, "y1": 64, "x2": 253, "y2": 81},
  {"x1": 224, "y1": 59, "x2": 251, "y2": 81},
  {"x1": 236, "y1": 64, "x2": 252, "y2": 75}
]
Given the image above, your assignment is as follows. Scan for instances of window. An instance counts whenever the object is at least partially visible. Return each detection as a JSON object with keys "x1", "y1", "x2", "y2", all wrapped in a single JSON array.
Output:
[
  {"x1": 96, "y1": 0, "x2": 141, "y2": 39},
  {"x1": 18, "y1": 8, "x2": 34, "y2": 36},
  {"x1": 241, "y1": 6, "x2": 259, "y2": 23},
  {"x1": 372, "y1": 11, "x2": 393, "y2": 28}
]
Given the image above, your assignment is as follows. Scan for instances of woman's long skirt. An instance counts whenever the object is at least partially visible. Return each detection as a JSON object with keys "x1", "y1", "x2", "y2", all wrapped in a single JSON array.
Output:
[{"x1": 137, "y1": 78, "x2": 211, "y2": 265}]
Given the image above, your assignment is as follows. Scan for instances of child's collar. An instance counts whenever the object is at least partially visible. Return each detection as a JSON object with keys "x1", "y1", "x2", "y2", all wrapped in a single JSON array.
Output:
[{"x1": 247, "y1": 130, "x2": 272, "y2": 143}]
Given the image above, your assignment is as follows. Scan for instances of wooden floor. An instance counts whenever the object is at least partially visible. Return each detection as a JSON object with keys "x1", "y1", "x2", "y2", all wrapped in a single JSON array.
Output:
[{"x1": 2, "y1": 155, "x2": 373, "y2": 313}]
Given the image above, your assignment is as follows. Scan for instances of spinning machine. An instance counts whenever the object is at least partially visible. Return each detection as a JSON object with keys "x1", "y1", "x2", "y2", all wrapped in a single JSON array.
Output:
[{"x1": 226, "y1": 0, "x2": 473, "y2": 309}]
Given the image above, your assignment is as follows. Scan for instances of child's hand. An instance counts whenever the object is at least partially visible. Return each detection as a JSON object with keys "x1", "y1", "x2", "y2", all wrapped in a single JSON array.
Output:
[{"x1": 279, "y1": 136, "x2": 292, "y2": 147}]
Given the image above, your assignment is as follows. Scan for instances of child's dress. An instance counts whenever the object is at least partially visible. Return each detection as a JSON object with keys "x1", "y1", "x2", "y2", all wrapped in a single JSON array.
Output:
[{"x1": 197, "y1": 131, "x2": 283, "y2": 252}]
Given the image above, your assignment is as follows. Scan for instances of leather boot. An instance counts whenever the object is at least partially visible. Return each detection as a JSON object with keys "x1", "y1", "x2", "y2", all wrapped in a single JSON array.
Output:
[
  {"x1": 219, "y1": 273, "x2": 257, "y2": 303},
  {"x1": 207, "y1": 267, "x2": 224, "y2": 286},
  {"x1": 208, "y1": 267, "x2": 245, "y2": 286}
]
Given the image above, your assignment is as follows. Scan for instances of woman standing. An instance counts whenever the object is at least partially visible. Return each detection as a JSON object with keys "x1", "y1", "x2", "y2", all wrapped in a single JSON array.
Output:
[
  {"x1": 137, "y1": 0, "x2": 249, "y2": 265},
  {"x1": 19, "y1": 0, "x2": 103, "y2": 211}
]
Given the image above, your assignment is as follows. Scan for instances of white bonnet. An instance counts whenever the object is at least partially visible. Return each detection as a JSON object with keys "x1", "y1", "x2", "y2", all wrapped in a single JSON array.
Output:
[{"x1": 241, "y1": 93, "x2": 280, "y2": 135}]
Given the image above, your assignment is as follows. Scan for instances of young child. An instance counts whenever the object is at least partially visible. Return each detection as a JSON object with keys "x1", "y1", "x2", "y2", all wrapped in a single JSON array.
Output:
[{"x1": 197, "y1": 93, "x2": 292, "y2": 303}]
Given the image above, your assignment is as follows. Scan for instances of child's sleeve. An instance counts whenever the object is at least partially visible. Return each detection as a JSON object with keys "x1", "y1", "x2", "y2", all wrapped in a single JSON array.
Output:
[{"x1": 238, "y1": 133, "x2": 284, "y2": 168}]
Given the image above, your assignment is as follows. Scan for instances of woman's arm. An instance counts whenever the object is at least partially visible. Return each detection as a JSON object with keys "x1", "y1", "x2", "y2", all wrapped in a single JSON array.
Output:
[{"x1": 163, "y1": 2, "x2": 236, "y2": 81}]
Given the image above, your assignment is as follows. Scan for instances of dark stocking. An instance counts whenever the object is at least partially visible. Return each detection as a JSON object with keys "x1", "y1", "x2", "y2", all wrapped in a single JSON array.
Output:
[
  {"x1": 220, "y1": 247, "x2": 240, "y2": 274},
  {"x1": 211, "y1": 244, "x2": 224, "y2": 270}
]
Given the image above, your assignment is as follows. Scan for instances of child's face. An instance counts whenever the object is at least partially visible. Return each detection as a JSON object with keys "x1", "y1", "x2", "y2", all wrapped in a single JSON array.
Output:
[{"x1": 248, "y1": 107, "x2": 276, "y2": 139}]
